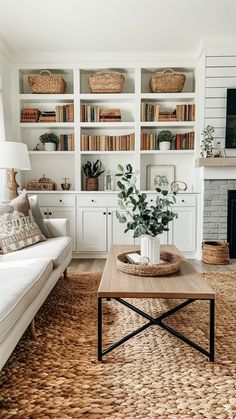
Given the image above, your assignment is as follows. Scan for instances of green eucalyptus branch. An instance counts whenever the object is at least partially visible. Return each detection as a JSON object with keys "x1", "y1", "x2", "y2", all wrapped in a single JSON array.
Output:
[
  {"x1": 115, "y1": 164, "x2": 178, "y2": 238},
  {"x1": 200, "y1": 125, "x2": 215, "y2": 158}
]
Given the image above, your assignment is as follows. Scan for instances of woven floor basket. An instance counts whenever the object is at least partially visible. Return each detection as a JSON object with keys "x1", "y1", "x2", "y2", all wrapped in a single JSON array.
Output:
[
  {"x1": 150, "y1": 69, "x2": 186, "y2": 93},
  {"x1": 202, "y1": 241, "x2": 229, "y2": 265},
  {"x1": 116, "y1": 250, "x2": 181, "y2": 277},
  {"x1": 28, "y1": 70, "x2": 67, "y2": 94},
  {"x1": 88, "y1": 72, "x2": 124, "y2": 93}
]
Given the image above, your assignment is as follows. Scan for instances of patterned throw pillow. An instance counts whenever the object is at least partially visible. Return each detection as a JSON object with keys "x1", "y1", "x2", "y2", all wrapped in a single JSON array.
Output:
[{"x1": 0, "y1": 192, "x2": 46, "y2": 254}]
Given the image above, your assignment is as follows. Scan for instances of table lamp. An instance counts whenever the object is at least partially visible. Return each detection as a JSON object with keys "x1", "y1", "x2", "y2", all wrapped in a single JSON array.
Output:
[{"x1": 0, "y1": 141, "x2": 31, "y2": 199}]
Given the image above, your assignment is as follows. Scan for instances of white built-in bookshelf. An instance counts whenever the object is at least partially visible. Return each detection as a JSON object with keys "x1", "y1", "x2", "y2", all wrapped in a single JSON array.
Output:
[{"x1": 15, "y1": 66, "x2": 198, "y2": 193}]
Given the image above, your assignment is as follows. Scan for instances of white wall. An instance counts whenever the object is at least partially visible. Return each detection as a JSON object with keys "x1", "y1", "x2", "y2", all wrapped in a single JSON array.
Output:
[{"x1": 204, "y1": 47, "x2": 236, "y2": 155}]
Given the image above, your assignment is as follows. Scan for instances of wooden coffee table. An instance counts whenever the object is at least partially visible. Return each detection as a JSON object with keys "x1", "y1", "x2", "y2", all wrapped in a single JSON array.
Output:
[{"x1": 97, "y1": 245, "x2": 216, "y2": 362}]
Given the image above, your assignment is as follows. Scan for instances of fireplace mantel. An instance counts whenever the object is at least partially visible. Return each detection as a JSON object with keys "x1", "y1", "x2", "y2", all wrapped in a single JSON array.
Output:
[{"x1": 196, "y1": 157, "x2": 236, "y2": 167}]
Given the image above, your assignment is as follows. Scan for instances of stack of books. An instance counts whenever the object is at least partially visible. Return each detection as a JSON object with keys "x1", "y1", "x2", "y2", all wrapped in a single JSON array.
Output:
[
  {"x1": 55, "y1": 104, "x2": 74, "y2": 122},
  {"x1": 81, "y1": 133, "x2": 135, "y2": 151},
  {"x1": 21, "y1": 108, "x2": 40, "y2": 122},
  {"x1": 59, "y1": 134, "x2": 75, "y2": 151},
  {"x1": 141, "y1": 132, "x2": 158, "y2": 150},
  {"x1": 175, "y1": 132, "x2": 195, "y2": 149},
  {"x1": 81, "y1": 106, "x2": 122, "y2": 122},
  {"x1": 141, "y1": 103, "x2": 159, "y2": 121},
  {"x1": 99, "y1": 109, "x2": 121, "y2": 122},
  {"x1": 158, "y1": 111, "x2": 177, "y2": 122},
  {"x1": 176, "y1": 104, "x2": 195, "y2": 121},
  {"x1": 38, "y1": 111, "x2": 56, "y2": 123}
]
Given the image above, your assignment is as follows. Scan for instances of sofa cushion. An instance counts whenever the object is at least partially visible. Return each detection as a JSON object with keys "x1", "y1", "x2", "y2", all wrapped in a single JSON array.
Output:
[
  {"x1": 0, "y1": 237, "x2": 72, "y2": 268},
  {"x1": 0, "y1": 192, "x2": 46, "y2": 254},
  {"x1": 0, "y1": 258, "x2": 53, "y2": 343},
  {"x1": 28, "y1": 195, "x2": 52, "y2": 238}
]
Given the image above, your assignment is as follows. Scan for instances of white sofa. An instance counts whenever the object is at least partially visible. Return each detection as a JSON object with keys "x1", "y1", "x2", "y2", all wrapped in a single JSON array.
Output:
[{"x1": 0, "y1": 218, "x2": 72, "y2": 370}]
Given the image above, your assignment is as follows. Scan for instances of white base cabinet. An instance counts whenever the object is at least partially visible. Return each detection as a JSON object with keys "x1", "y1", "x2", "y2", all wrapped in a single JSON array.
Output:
[
  {"x1": 41, "y1": 206, "x2": 76, "y2": 251},
  {"x1": 168, "y1": 206, "x2": 196, "y2": 254}
]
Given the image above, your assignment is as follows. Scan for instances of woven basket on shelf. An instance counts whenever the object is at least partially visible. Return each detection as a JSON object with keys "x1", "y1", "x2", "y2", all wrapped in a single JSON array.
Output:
[
  {"x1": 28, "y1": 70, "x2": 67, "y2": 94},
  {"x1": 202, "y1": 241, "x2": 229, "y2": 265},
  {"x1": 150, "y1": 69, "x2": 186, "y2": 93},
  {"x1": 88, "y1": 72, "x2": 124, "y2": 93},
  {"x1": 116, "y1": 250, "x2": 181, "y2": 277}
]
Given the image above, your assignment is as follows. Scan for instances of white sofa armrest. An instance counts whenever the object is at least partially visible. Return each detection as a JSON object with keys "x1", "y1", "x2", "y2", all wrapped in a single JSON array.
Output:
[{"x1": 44, "y1": 218, "x2": 70, "y2": 237}]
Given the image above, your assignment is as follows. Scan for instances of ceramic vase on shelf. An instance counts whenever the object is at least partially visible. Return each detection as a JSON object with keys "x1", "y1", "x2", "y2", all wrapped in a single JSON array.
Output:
[
  {"x1": 159, "y1": 141, "x2": 170, "y2": 151},
  {"x1": 140, "y1": 235, "x2": 160, "y2": 265},
  {"x1": 44, "y1": 142, "x2": 56, "y2": 151}
]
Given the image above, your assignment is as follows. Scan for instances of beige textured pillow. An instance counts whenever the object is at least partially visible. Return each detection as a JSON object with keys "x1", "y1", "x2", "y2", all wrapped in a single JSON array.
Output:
[{"x1": 0, "y1": 192, "x2": 46, "y2": 254}]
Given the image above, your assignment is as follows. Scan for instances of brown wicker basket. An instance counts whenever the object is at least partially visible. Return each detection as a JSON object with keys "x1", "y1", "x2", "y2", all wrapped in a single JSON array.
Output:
[
  {"x1": 88, "y1": 72, "x2": 124, "y2": 93},
  {"x1": 150, "y1": 69, "x2": 186, "y2": 93},
  {"x1": 202, "y1": 241, "x2": 229, "y2": 265},
  {"x1": 28, "y1": 70, "x2": 67, "y2": 94},
  {"x1": 116, "y1": 250, "x2": 181, "y2": 277}
]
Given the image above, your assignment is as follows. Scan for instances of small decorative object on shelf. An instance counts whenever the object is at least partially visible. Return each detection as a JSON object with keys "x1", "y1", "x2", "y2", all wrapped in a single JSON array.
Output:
[
  {"x1": 39, "y1": 133, "x2": 59, "y2": 151},
  {"x1": 27, "y1": 175, "x2": 56, "y2": 191},
  {"x1": 88, "y1": 71, "x2": 124, "y2": 93},
  {"x1": 202, "y1": 241, "x2": 229, "y2": 265},
  {"x1": 150, "y1": 69, "x2": 186, "y2": 93},
  {"x1": 200, "y1": 125, "x2": 215, "y2": 158},
  {"x1": 28, "y1": 70, "x2": 67, "y2": 94},
  {"x1": 33, "y1": 143, "x2": 40, "y2": 151},
  {"x1": 82, "y1": 160, "x2": 105, "y2": 191},
  {"x1": 158, "y1": 130, "x2": 174, "y2": 151},
  {"x1": 21, "y1": 108, "x2": 40, "y2": 122},
  {"x1": 212, "y1": 141, "x2": 226, "y2": 158},
  {"x1": 104, "y1": 170, "x2": 114, "y2": 191},
  {"x1": 171, "y1": 181, "x2": 187, "y2": 193},
  {"x1": 61, "y1": 178, "x2": 71, "y2": 190},
  {"x1": 116, "y1": 164, "x2": 178, "y2": 264}
]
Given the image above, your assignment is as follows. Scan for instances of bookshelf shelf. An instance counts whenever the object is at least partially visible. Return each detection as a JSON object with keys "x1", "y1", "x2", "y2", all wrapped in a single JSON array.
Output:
[
  {"x1": 140, "y1": 150, "x2": 195, "y2": 154},
  {"x1": 141, "y1": 121, "x2": 195, "y2": 128},
  {"x1": 80, "y1": 122, "x2": 135, "y2": 128},
  {"x1": 29, "y1": 151, "x2": 75, "y2": 155},
  {"x1": 20, "y1": 122, "x2": 75, "y2": 128},
  {"x1": 79, "y1": 93, "x2": 135, "y2": 101},
  {"x1": 140, "y1": 93, "x2": 196, "y2": 101},
  {"x1": 19, "y1": 94, "x2": 75, "y2": 101}
]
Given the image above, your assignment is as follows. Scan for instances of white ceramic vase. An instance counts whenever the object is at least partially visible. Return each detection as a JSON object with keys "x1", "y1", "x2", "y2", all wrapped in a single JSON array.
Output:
[
  {"x1": 44, "y1": 142, "x2": 56, "y2": 151},
  {"x1": 140, "y1": 235, "x2": 160, "y2": 265},
  {"x1": 159, "y1": 141, "x2": 170, "y2": 151}
]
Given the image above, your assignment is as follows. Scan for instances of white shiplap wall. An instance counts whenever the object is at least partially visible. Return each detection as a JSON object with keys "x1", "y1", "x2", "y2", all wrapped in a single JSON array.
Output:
[{"x1": 205, "y1": 54, "x2": 236, "y2": 152}]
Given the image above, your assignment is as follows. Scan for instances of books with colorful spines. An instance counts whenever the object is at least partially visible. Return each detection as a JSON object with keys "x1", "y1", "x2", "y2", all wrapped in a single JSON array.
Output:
[
  {"x1": 130, "y1": 133, "x2": 135, "y2": 150},
  {"x1": 176, "y1": 134, "x2": 182, "y2": 150}
]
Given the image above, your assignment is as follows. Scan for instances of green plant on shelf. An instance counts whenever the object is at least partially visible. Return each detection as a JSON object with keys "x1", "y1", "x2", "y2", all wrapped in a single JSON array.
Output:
[
  {"x1": 200, "y1": 125, "x2": 215, "y2": 158},
  {"x1": 158, "y1": 130, "x2": 175, "y2": 143},
  {"x1": 82, "y1": 160, "x2": 105, "y2": 178}
]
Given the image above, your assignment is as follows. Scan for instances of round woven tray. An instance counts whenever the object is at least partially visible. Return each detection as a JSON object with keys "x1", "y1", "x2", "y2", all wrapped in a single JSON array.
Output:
[{"x1": 116, "y1": 250, "x2": 181, "y2": 277}]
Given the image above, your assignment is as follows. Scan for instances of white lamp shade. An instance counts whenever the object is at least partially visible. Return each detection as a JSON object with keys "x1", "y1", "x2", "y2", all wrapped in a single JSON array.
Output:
[{"x1": 0, "y1": 141, "x2": 31, "y2": 170}]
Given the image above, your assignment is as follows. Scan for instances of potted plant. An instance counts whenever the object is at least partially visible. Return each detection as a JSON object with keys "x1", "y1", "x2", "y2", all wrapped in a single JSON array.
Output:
[
  {"x1": 82, "y1": 160, "x2": 105, "y2": 191},
  {"x1": 200, "y1": 125, "x2": 215, "y2": 158},
  {"x1": 39, "y1": 133, "x2": 59, "y2": 151},
  {"x1": 116, "y1": 164, "x2": 178, "y2": 264},
  {"x1": 158, "y1": 130, "x2": 174, "y2": 151}
]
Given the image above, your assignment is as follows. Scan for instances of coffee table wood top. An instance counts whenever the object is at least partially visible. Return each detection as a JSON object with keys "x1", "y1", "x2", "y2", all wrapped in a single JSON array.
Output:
[{"x1": 98, "y1": 245, "x2": 215, "y2": 299}]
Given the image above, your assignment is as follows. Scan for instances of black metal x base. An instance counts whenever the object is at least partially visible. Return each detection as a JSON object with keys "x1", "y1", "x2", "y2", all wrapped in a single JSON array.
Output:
[{"x1": 98, "y1": 297, "x2": 215, "y2": 362}]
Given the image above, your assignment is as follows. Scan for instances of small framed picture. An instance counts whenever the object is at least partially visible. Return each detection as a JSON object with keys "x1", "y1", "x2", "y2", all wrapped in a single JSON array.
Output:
[{"x1": 146, "y1": 165, "x2": 175, "y2": 190}]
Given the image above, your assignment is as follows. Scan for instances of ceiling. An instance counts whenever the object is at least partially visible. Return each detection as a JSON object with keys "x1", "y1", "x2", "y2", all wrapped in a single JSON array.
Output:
[{"x1": 0, "y1": 0, "x2": 235, "y2": 54}]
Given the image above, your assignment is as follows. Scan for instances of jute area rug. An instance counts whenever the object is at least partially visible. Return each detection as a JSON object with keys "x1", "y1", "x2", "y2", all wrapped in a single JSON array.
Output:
[{"x1": 0, "y1": 271, "x2": 236, "y2": 419}]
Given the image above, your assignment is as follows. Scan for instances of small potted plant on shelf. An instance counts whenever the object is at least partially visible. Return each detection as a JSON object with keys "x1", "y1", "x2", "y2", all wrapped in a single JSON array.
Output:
[
  {"x1": 158, "y1": 130, "x2": 174, "y2": 151},
  {"x1": 116, "y1": 164, "x2": 178, "y2": 264},
  {"x1": 200, "y1": 125, "x2": 215, "y2": 158},
  {"x1": 39, "y1": 133, "x2": 59, "y2": 151},
  {"x1": 82, "y1": 160, "x2": 105, "y2": 191}
]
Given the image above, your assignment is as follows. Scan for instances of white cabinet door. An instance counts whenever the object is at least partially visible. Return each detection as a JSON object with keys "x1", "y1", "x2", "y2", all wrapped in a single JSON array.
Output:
[
  {"x1": 77, "y1": 207, "x2": 107, "y2": 252},
  {"x1": 169, "y1": 207, "x2": 196, "y2": 252},
  {"x1": 107, "y1": 208, "x2": 134, "y2": 250},
  {"x1": 49, "y1": 207, "x2": 76, "y2": 251}
]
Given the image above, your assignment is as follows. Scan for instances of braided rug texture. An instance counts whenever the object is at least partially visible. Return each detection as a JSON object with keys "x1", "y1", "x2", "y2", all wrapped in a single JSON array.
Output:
[{"x1": 0, "y1": 271, "x2": 236, "y2": 419}]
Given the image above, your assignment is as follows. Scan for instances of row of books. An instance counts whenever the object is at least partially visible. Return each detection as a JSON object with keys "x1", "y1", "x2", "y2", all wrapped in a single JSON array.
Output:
[
  {"x1": 58, "y1": 134, "x2": 75, "y2": 151},
  {"x1": 81, "y1": 133, "x2": 135, "y2": 151},
  {"x1": 21, "y1": 105, "x2": 74, "y2": 123},
  {"x1": 140, "y1": 103, "x2": 195, "y2": 122},
  {"x1": 81, "y1": 106, "x2": 121, "y2": 122},
  {"x1": 141, "y1": 131, "x2": 195, "y2": 150}
]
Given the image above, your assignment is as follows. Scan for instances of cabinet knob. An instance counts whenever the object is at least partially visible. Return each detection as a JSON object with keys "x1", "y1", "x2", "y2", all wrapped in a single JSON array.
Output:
[
  {"x1": 150, "y1": 199, "x2": 153, "y2": 202},
  {"x1": 182, "y1": 199, "x2": 185, "y2": 203},
  {"x1": 91, "y1": 199, "x2": 95, "y2": 202},
  {"x1": 49, "y1": 212, "x2": 52, "y2": 216},
  {"x1": 103, "y1": 212, "x2": 106, "y2": 215},
  {"x1": 59, "y1": 199, "x2": 62, "y2": 202},
  {"x1": 44, "y1": 212, "x2": 47, "y2": 216},
  {"x1": 108, "y1": 212, "x2": 111, "y2": 215}
]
